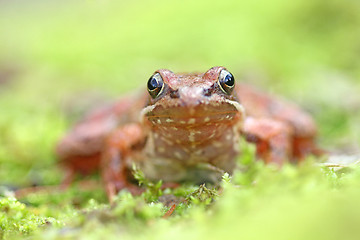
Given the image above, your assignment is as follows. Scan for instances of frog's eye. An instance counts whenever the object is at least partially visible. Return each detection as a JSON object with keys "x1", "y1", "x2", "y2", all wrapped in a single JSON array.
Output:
[
  {"x1": 218, "y1": 69, "x2": 235, "y2": 95},
  {"x1": 147, "y1": 73, "x2": 164, "y2": 98}
]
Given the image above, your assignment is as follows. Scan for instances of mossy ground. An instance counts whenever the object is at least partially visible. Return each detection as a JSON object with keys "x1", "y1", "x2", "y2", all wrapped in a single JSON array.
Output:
[{"x1": 1, "y1": 0, "x2": 360, "y2": 239}]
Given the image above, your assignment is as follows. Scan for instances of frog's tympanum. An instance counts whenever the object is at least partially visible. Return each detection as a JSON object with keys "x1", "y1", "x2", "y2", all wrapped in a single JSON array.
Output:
[{"x1": 56, "y1": 66, "x2": 318, "y2": 200}]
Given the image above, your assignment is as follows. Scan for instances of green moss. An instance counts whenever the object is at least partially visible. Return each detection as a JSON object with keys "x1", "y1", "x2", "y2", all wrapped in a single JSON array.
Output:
[
  {"x1": 0, "y1": 197, "x2": 62, "y2": 239},
  {"x1": 2, "y1": 156, "x2": 360, "y2": 239}
]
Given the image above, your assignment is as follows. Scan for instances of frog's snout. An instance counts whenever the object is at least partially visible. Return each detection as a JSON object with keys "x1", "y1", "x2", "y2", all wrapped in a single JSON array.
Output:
[{"x1": 176, "y1": 86, "x2": 211, "y2": 106}]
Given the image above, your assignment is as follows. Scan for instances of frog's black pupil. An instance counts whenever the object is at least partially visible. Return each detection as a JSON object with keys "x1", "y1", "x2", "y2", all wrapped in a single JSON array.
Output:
[
  {"x1": 224, "y1": 74, "x2": 234, "y2": 86},
  {"x1": 148, "y1": 77, "x2": 159, "y2": 91}
]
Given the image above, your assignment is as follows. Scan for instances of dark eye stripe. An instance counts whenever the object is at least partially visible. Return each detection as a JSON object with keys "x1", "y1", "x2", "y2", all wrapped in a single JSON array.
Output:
[{"x1": 218, "y1": 69, "x2": 235, "y2": 95}]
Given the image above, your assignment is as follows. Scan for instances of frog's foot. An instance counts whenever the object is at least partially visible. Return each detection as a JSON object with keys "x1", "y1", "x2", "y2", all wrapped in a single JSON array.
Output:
[
  {"x1": 101, "y1": 123, "x2": 145, "y2": 202},
  {"x1": 102, "y1": 151, "x2": 144, "y2": 202},
  {"x1": 105, "y1": 180, "x2": 144, "y2": 202},
  {"x1": 292, "y1": 136, "x2": 324, "y2": 160},
  {"x1": 60, "y1": 168, "x2": 75, "y2": 190},
  {"x1": 243, "y1": 117, "x2": 292, "y2": 165},
  {"x1": 161, "y1": 182, "x2": 181, "y2": 189}
]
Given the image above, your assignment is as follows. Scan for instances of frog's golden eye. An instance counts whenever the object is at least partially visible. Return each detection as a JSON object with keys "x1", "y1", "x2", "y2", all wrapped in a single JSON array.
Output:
[
  {"x1": 147, "y1": 73, "x2": 164, "y2": 98},
  {"x1": 218, "y1": 69, "x2": 235, "y2": 95}
]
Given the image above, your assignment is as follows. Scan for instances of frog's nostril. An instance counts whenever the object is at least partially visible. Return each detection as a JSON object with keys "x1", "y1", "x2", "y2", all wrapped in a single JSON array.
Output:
[
  {"x1": 170, "y1": 89, "x2": 180, "y2": 99},
  {"x1": 203, "y1": 88, "x2": 212, "y2": 97}
]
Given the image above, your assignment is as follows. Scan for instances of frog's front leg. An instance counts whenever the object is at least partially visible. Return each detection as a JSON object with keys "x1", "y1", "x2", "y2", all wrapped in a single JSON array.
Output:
[
  {"x1": 101, "y1": 123, "x2": 145, "y2": 201},
  {"x1": 243, "y1": 117, "x2": 293, "y2": 165}
]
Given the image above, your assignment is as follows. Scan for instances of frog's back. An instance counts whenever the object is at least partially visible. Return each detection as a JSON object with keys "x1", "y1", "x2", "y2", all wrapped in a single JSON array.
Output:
[
  {"x1": 56, "y1": 92, "x2": 147, "y2": 175},
  {"x1": 236, "y1": 83, "x2": 318, "y2": 159},
  {"x1": 236, "y1": 83, "x2": 316, "y2": 137}
]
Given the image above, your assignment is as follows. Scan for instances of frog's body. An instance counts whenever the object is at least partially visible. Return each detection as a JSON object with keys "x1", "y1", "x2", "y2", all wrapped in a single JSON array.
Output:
[{"x1": 56, "y1": 66, "x2": 318, "y2": 200}]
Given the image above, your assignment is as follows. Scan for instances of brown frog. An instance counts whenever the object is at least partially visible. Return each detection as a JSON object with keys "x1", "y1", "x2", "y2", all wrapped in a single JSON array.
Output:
[{"x1": 56, "y1": 66, "x2": 318, "y2": 200}]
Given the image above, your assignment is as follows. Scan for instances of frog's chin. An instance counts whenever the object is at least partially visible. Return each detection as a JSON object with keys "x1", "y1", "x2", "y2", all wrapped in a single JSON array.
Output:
[{"x1": 140, "y1": 99, "x2": 245, "y2": 126}]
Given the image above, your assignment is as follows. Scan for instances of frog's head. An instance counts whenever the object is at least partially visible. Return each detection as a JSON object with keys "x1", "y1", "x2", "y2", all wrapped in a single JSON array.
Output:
[{"x1": 141, "y1": 66, "x2": 245, "y2": 136}]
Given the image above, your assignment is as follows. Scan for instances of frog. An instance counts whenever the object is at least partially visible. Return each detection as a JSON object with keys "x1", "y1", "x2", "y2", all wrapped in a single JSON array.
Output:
[{"x1": 56, "y1": 66, "x2": 319, "y2": 200}]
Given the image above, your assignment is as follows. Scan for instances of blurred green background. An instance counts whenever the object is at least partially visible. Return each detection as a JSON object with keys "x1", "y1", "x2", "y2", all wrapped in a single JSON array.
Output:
[{"x1": 0, "y1": 0, "x2": 360, "y2": 239}]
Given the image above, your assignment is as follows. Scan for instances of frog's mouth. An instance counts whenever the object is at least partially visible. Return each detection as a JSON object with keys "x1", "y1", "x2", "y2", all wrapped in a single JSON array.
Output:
[
  {"x1": 140, "y1": 99, "x2": 245, "y2": 147},
  {"x1": 140, "y1": 99, "x2": 245, "y2": 127}
]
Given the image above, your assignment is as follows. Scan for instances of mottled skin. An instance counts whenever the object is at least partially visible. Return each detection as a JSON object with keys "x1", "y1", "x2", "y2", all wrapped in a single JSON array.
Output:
[{"x1": 56, "y1": 66, "x2": 318, "y2": 200}]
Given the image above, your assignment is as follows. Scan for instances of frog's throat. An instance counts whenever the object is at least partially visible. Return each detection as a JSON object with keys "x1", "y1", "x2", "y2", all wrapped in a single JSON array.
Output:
[{"x1": 139, "y1": 99, "x2": 246, "y2": 123}]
